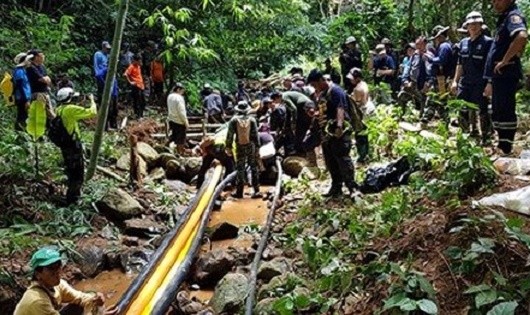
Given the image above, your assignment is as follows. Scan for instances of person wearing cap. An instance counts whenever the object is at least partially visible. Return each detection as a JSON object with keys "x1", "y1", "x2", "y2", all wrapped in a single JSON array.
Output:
[
  {"x1": 12, "y1": 52, "x2": 33, "y2": 131},
  {"x1": 346, "y1": 68, "x2": 371, "y2": 163},
  {"x1": 14, "y1": 247, "x2": 116, "y2": 315},
  {"x1": 324, "y1": 58, "x2": 341, "y2": 85},
  {"x1": 167, "y1": 83, "x2": 189, "y2": 154},
  {"x1": 93, "y1": 41, "x2": 119, "y2": 130},
  {"x1": 225, "y1": 101, "x2": 262, "y2": 199},
  {"x1": 200, "y1": 83, "x2": 213, "y2": 100},
  {"x1": 340, "y1": 36, "x2": 363, "y2": 93},
  {"x1": 372, "y1": 43, "x2": 396, "y2": 88},
  {"x1": 124, "y1": 54, "x2": 146, "y2": 119},
  {"x1": 53, "y1": 88, "x2": 97, "y2": 205},
  {"x1": 451, "y1": 11, "x2": 494, "y2": 144},
  {"x1": 307, "y1": 69, "x2": 358, "y2": 199},
  {"x1": 26, "y1": 49, "x2": 54, "y2": 120},
  {"x1": 484, "y1": 0, "x2": 528, "y2": 156},
  {"x1": 401, "y1": 36, "x2": 431, "y2": 116},
  {"x1": 203, "y1": 88, "x2": 226, "y2": 123}
]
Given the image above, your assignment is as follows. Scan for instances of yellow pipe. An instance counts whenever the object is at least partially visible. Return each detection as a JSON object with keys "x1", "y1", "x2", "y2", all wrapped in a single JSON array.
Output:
[{"x1": 124, "y1": 165, "x2": 223, "y2": 314}]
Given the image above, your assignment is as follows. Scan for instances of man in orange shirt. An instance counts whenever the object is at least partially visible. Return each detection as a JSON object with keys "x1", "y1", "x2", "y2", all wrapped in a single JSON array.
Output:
[
  {"x1": 124, "y1": 54, "x2": 145, "y2": 118},
  {"x1": 150, "y1": 56, "x2": 165, "y2": 107}
]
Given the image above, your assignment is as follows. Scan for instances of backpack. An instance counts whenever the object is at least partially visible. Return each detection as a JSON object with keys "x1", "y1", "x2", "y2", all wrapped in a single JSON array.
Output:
[
  {"x1": 48, "y1": 114, "x2": 75, "y2": 147},
  {"x1": 0, "y1": 71, "x2": 14, "y2": 106},
  {"x1": 236, "y1": 117, "x2": 251, "y2": 145}
]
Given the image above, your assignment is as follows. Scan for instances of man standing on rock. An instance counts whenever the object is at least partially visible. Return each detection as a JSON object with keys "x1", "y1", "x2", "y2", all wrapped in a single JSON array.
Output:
[
  {"x1": 307, "y1": 69, "x2": 357, "y2": 199},
  {"x1": 484, "y1": 0, "x2": 528, "y2": 156},
  {"x1": 225, "y1": 101, "x2": 262, "y2": 199},
  {"x1": 167, "y1": 83, "x2": 189, "y2": 155}
]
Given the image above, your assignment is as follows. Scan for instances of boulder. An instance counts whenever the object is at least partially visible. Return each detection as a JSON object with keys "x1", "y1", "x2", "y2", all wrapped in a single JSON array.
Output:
[
  {"x1": 116, "y1": 154, "x2": 147, "y2": 177},
  {"x1": 145, "y1": 167, "x2": 165, "y2": 183},
  {"x1": 193, "y1": 249, "x2": 236, "y2": 286},
  {"x1": 75, "y1": 239, "x2": 107, "y2": 277},
  {"x1": 165, "y1": 159, "x2": 188, "y2": 181},
  {"x1": 477, "y1": 185, "x2": 530, "y2": 216},
  {"x1": 157, "y1": 153, "x2": 179, "y2": 168},
  {"x1": 282, "y1": 156, "x2": 309, "y2": 178},
  {"x1": 124, "y1": 218, "x2": 166, "y2": 237},
  {"x1": 254, "y1": 298, "x2": 278, "y2": 315},
  {"x1": 119, "y1": 247, "x2": 154, "y2": 273},
  {"x1": 137, "y1": 142, "x2": 159, "y2": 168},
  {"x1": 299, "y1": 166, "x2": 321, "y2": 181},
  {"x1": 258, "y1": 273, "x2": 306, "y2": 300},
  {"x1": 257, "y1": 257, "x2": 292, "y2": 282},
  {"x1": 176, "y1": 291, "x2": 207, "y2": 314},
  {"x1": 96, "y1": 188, "x2": 143, "y2": 221},
  {"x1": 494, "y1": 158, "x2": 530, "y2": 175},
  {"x1": 210, "y1": 273, "x2": 248, "y2": 314},
  {"x1": 183, "y1": 157, "x2": 202, "y2": 180},
  {"x1": 208, "y1": 222, "x2": 239, "y2": 241}
]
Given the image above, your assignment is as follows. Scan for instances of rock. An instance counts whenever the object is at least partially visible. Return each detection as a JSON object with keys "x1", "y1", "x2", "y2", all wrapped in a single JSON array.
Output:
[
  {"x1": 157, "y1": 152, "x2": 179, "y2": 168},
  {"x1": 254, "y1": 298, "x2": 278, "y2": 315},
  {"x1": 210, "y1": 273, "x2": 248, "y2": 314},
  {"x1": 299, "y1": 166, "x2": 321, "y2": 181},
  {"x1": 119, "y1": 247, "x2": 154, "y2": 273},
  {"x1": 176, "y1": 291, "x2": 207, "y2": 314},
  {"x1": 258, "y1": 273, "x2": 306, "y2": 300},
  {"x1": 165, "y1": 159, "x2": 188, "y2": 181},
  {"x1": 96, "y1": 188, "x2": 143, "y2": 221},
  {"x1": 477, "y1": 185, "x2": 530, "y2": 216},
  {"x1": 183, "y1": 157, "x2": 202, "y2": 180},
  {"x1": 124, "y1": 218, "x2": 166, "y2": 237},
  {"x1": 104, "y1": 250, "x2": 121, "y2": 269},
  {"x1": 494, "y1": 158, "x2": 530, "y2": 175},
  {"x1": 257, "y1": 257, "x2": 292, "y2": 281},
  {"x1": 153, "y1": 144, "x2": 171, "y2": 154},
  {"x1": 75, "y1": 239, "x2": 107, "y2": 277},
  {"x1": 116, "y1": 154, "x2": 147, "y2": 177},
  {"x1": 164, "y1": 179, "x2": 188, "y2": 192},
  {"x1": 208, "y1": 222, "x2": 239, "y2": 241},
  {"x1": 122, "y1": 236, "x2": 139, "y2": 247},
  {"x1": 137, "y1": 142, "x2": 159, "y2": 168},
  {"x1": 282, "y1": 156, "x2": 309, "y2": 178},
  {"x1": 193, "y1": 249, "x2": 236, "y2": 286},
  {"x1": 145, "y1": 167, "x2": 165, "y2": 183}
]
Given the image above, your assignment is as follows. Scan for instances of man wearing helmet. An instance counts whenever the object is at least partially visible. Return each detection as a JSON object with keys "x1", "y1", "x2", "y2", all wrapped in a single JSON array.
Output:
[{"x1": 52, "y1": 87, "x2": 97, "y2": 205}]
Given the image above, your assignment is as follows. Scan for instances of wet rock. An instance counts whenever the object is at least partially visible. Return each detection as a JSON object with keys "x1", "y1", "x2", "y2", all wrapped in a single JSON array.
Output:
[
  {"x1": 193, "y1": 249, "x2": 236, "y2": 286},
  {"x1": 210, "y1": 273, "x2": 248, "y2": 314},
  {"x1": 176, "y1": 291, "x2": 207, "y2": 314},
  {"x1": 96, "y1": 188, "x2": 143, "y2": 221},
  {"x1": 104, "y1": 250, "x2": 121, "y2": 269},
  {"x1": 477, "y1": 185, "x2": 530, "y2": 215},
  {"x1": 282, "y1": 156, "x2": 309, "y2": 178},
  {"x1": 137, "y1": 142, "x2": 159, "y2": 168},
  {"x1": 254, "y1": 298, "x2": 278, "y2": 315},
  {"x1": 494, "y1": 158, "x2": 530, "y2": 175},
  {"x1": 299, "y1": 166, "x2": 321, "y2": 181},
  {"x1": 99, "y1": 225, "x2": 117, "y2": 240},
  {"x1": 165, "y1": 179, "x2": 188, "y2": 192},
  {"x1": 165, "y1": 160, "x2": 188, "y2": 181},
  {"x1": 122, "y1": 236, "x2": 139, "y2": 247},
  {"x1": 145, "y1": 167, "x2": 166, "y2": 183},
  {"x1": 183, "y1": 157, "x2": 202, "y2": 180},
  {"x1": 120, "y1": 247, "x2": 154, "y2": 273},
  {"x1": 75, "y1": 239, "x2": 107, "y2": 277},
  {"x1": 208, "y1": 222, "x2": 239, "y2": 241},
  {"x1": 116, "y1": 153, "x2": 147, "y2": 177},
  {"x1": 124, "y1": 218, "x2": 166, "y2": 237},
  {"x1": 257, "y1": 257, "x2": 292, "y2": 282}
]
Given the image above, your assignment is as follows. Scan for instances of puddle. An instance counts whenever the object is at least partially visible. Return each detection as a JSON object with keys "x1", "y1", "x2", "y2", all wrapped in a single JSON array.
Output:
[
  {"x1": 210, "y1": 190, "x2": 269, "y2": 227},
  {"x1": 74, "y1": 269, "x2": 135, "y2": 307}
]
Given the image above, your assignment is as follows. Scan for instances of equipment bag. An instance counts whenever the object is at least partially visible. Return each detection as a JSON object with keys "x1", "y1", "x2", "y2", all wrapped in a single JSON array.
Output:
[
  {"x1": 0, "y1": 71, "x2": 14, "y2": 106},
  {"x1": 236, "y1": 117, "x2": 251, "y2": 145}
]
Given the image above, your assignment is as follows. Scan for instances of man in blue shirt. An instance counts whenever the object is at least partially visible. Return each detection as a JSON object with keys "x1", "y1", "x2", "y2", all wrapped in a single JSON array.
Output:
[
  {"x1": 93, "y1": 41, "x2": 118, "y2": 129},
  {"x1": 12, "y1": 52, "x2": 33, "y2": 130},
  {"x1": 451, "y1": 11, "x2": 493, "y2": 144},
  {"x1": 484, "y1": 0, "x2": 527, "y2": 156},
  {"x1": 307, "y1": 69, "x2": 357, "y2": 199},
  {"x1": 400, "y1": 36, "x2": 431, "y2": 116}
]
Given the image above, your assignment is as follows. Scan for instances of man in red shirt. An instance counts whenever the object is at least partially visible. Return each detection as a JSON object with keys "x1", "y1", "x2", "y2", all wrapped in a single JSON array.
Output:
[{"x1": 124, "y1": 55, "x2": 145, "y2": 118}]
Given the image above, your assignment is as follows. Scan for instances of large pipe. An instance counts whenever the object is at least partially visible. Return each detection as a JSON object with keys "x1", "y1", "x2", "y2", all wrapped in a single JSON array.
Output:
[{"x1": 245, "y1": 158, "x2": 283, "y2": 314}]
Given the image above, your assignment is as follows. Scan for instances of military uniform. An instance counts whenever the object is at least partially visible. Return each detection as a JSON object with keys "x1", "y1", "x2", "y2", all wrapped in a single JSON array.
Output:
[
  {"x1": 339, "y1": 48, "x2": 363, "y2": 93},
  {"x1": 457, "y1": 34, "x2": 493, "y2": 141},
  {"x1": 226, "y1": 108, "x2": 261, "y2": 198},
  {"x1": 484, "y1": 3, "x2": 527, "y2": 154}
]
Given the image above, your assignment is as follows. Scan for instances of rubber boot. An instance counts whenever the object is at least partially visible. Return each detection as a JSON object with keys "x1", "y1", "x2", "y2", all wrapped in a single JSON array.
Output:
[
  {"x1": 251, "y1": 186, "x2": 263, "y2": 199},
  {"x1": 231, "y1": 185, "x2": 244, "y2": 199}
]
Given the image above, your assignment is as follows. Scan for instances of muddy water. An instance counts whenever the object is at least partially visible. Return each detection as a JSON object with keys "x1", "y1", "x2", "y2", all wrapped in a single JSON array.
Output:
[{"x1": 74, "y1": 269, "x2": 136, "y2": 307}]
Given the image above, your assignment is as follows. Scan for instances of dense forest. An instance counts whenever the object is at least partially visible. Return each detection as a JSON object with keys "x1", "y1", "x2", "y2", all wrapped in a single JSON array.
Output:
[{"x1": 2, "y1": 0, "x2": 530, "y2": 315}]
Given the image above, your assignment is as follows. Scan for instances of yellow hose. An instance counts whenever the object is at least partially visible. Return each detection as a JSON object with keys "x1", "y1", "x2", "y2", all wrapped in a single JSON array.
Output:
[{"x1": 124, "y1": 165, "x2": 223, "y2": 314}]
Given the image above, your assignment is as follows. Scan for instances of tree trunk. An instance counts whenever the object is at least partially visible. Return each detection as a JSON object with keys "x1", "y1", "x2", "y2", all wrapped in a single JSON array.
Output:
[
  {"x1": 407, "y1": 0, "x2": 415, "y2": 35},
  {"x1": 86, "y1": 0, "x2": 129, "y2": 180}
]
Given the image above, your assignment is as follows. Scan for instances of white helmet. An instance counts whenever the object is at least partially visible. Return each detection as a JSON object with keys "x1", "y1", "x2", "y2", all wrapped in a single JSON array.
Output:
[{"x1": 57, "y1": 87, "x2": 76, "y2": 102}]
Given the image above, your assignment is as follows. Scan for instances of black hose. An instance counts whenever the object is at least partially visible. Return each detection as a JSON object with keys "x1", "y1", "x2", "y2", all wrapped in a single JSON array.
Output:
[
  {"x1": 245, "y1": 158, "x2": 283, "y2": 315},
  {"x1": 114, "y1": 172, "x2": 214, "y2": 314},
  {"x1": 151, "y1": 171, "x2": 237, "y2": 315}
]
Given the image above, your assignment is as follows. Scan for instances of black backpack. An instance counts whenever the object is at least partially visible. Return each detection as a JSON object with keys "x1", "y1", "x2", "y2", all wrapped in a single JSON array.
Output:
[{"x1": 48, "y1": 115, "x2": 75, "y2": 147}]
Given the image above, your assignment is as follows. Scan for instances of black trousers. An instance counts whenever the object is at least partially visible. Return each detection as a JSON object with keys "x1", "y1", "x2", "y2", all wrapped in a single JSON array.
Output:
[
  {"x1": 60, "y1": 140, "x2": 84, "y2": 204},
  {"x1": 457, "y1": 84, "x2": 492, "y2": 140},
  {"x1": 492, "y1": 77, "x2": 518, "y2": 153},
  {"x1": 15, "y1": 99, "x2": 28, "y2": 131},
  {"x1": 321, "y1": 132, "x2": 356, "y2": 191},
  {"x1": 97, "y1": 80, "x2": 118, "y2": 129},
  {"x1": 131, "y1": 85, "x2": 145, "y2": 118},
  {"x1": 196, "y1": 145, "x2": 234, "y2": 189}
]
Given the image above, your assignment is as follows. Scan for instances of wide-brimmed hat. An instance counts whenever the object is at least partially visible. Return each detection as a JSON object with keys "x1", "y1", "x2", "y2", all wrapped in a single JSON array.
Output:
[
  {"x1": 235, "y1": 101, "x2": 250, "y2": 114},
  {"x1": 465, "y1": 11, "x2": 484, "y2": 25},
  {"x1": 345, "y1": 36, "x2": 357, "y2": 45},
  {"x1": 14, "y1": 52, "x2": 33, "y2": 67},
  {"x1": 429, "y1": 25, "x2": 450, "y2": 40},
  {"x1": 30, "y1": 247, "x2": 62, "y2": 273}
]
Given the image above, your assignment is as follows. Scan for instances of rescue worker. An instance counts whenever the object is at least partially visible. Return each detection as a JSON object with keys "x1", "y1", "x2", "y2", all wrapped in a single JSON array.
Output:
[
  {"x1": 203, "y1": 89, "x2": 225, "y2": 123},
  {"x1": 167, "y1": 83, "x2": 189, "y2": 154},
  {"x1": 124, "y1": 55, "x2": 146, "y2": 119},
  {"x1": 93, "y1": 41, "x2": 118, "y2": 130},
  {"x1": 150, "y1": 55, "x2": 165, "y2": 107},
  {"x1": 381, "y1": 38, "x2": 401, "y2": 94},
  {"x1": 422, "y1": 25, "x2": 455, "y2": 124},
  {"x1": 372, "y1": 44, "x2": 396, "y2": 87},
  {"x1": 451, "y1": 11, "x2": 494, "y2": 144},
  {"x1": 14, "y1": 247, "x2": 116, "y2": 315},
  {"x1": 323, "y1": 58, "x2": 341, "y2": 85},
  {"x1": 277, "y1": 90, "x2": 314, "y2": 157},
  {"x1": 225, "y1": 101, "x2": 262, "y2": 199},
  {"x1": 484, "y1": 0, "x2": 528, "y2": 156},
  {"x1": 195, "y1": 128, "x2": 234, "y2": 189},
  {"x1": 347, "y1": 67, "x2": 373, "y2": 163},
  {"x1": 53, "y1": 88, "x2": 97, "y2": 205},
  {"x1": 12, "y1": 52, "x2": 33, "y2": 131},
  {"x1": 339, "y1": 36, "x2": 363, "y2": 93},
  {"x1": 267, "y1": 95, "x2": 295, "y2": 155},
  {"x1": 307, "y1": 69, "x2": 357, "y2": 199},
  {"x1": 400, "y1": 36, "x2": 431, "y2": 116},
  {"x1": 235, "y1": 81, "x2": 251, "y2": 102}
]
